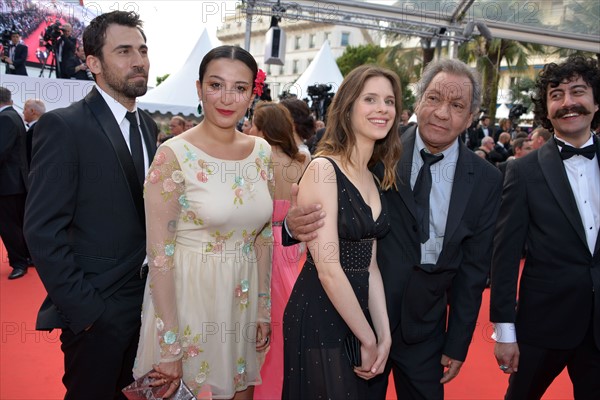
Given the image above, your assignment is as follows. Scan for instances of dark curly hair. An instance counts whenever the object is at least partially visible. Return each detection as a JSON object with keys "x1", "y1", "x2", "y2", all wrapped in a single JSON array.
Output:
[{"x1": 531, "y1": 55, "x2": 600, "y2": 131}]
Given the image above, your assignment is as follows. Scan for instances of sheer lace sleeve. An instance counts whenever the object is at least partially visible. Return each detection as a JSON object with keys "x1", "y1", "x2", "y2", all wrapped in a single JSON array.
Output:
[
  {"x1": 256, "y1": 153, "x2": 274, "y2": 323},
  {"x1": 144, "y1": 145, "x2": 185, "y2": 362}
]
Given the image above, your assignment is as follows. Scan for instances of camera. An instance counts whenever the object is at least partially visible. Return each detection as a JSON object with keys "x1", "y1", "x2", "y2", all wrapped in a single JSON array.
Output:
[
  {"x1": 509, "y1": 104, "x2": 527, "y2": 121},
  {"x1": 42, "y1": 21, "x2": 64, "y2": 49},
  {"x1": 307, "y1": 84, "x2": 332, "y2": 98},
  {"x1": 306, "y1": 84, "x2": 334, "y2": 122}
]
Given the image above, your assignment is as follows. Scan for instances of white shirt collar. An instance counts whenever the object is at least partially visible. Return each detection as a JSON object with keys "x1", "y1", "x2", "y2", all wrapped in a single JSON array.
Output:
[{"x1": 95, "y1": 85, "x2": 135, "y2": 124}]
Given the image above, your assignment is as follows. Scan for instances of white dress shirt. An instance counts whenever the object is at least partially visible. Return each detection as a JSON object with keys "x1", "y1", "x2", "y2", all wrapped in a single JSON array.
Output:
[{"x1": 412, "y1": 130, "x2": 459, "y2": 265}]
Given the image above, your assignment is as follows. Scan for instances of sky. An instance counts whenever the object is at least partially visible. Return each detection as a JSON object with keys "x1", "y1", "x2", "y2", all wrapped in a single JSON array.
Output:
[{"x1": 84, "y1": 1, "x2": 233, "y2": 85}]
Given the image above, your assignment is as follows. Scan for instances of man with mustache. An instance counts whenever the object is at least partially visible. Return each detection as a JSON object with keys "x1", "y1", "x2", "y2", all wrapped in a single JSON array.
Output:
[
  {"x1": 491, "y1": 55, "x2": 600, "y2": 399},
  {"x1": 24, "y1": 11, "x2": 158, "y2": 399}
]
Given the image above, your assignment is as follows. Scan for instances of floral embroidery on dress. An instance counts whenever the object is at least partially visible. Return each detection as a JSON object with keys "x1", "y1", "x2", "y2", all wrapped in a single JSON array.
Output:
[
  {"x1": 233, "y1": 358, "x2": 247, "y2": 390},
  {"x1": 181, "y1": 325, "x2": 203, "y2": 361},
  {"x1": 148, "y1": 238, "x2": 176, "y2": 274},
  {"x1": 234, "y1": 279, "x2": 250, "y2": 310},
  {"x1": 196, "y1": 159, "x2": 213, "y2": 183},
  {"x1": 182, "y1": 144, "x2": 198, "y2": 165},
  {"x1": 232, "y1": 176, "x2": 247, "y2": 205},
  {"x1": 186, "y1": 361, "x2": 210, "y2": 397},
  {"x1": 205, "y1": 230, "x2": 234, "y2": 253},
  {"x1": 239, "y1": 229, "x2": 257, "y2": 255},
  {"x1": 182, "y1": 210, "x2": 203, "y2": 226},
  {"x1": 155, "y1": 316, "x2": 181, "y2": 360}
]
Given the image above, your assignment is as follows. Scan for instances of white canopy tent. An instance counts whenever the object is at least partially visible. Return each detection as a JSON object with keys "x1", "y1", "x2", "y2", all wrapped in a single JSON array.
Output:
[
  {"x1": 286, "y1": 41, "x2": 343, "y2": 101},
  {"x1": 495, "y1": 103, "x2": 510, "y2": 119},
  {"x1": 138, "y1": 29, "x2": 217, "y2": 116}
]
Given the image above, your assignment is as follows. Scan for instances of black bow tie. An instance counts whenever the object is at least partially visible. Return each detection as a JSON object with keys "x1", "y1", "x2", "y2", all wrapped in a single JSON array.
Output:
[{"x1": 555, "y1": 138, "x2": 596, "y2": 160}]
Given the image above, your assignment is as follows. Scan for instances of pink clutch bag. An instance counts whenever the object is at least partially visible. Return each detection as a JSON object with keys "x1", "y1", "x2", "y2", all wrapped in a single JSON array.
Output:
[{"x1": 122, "y1": 370, "x2": 194, "y2": 400}]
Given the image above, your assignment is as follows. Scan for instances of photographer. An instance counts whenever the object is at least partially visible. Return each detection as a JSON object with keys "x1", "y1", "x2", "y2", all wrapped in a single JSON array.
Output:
[
  {"x1": 55, "y1": 23, "x2": 77, "y2": 79},
  {"x1": 1, "y1": 31, "x2": 28, "y2": 76},
  {"x1": 64, "y1": 45, "x2": 92, "y2": 80}
]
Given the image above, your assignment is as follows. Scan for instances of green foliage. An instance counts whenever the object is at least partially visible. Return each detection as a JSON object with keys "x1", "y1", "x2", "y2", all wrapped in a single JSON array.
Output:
[
  {"x1": 509, "y1": 77, "x2": 535, "y2": 111},
  {"x1": 336, "y1": 43, "x2": 418, "y2": 110},
  {"x1": 156, "y1": 73, "x2": 170, "y2": 87},
  {"x1": 336, "y1": 44, "x2": 385, "y2": 76}
]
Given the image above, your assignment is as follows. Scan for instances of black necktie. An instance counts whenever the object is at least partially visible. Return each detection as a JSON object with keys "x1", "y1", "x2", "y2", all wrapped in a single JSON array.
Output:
[
  {"x1": 413, "y1": 149, "x2": 444, "y2": 244},
  {"x1": 555, "y1": 138, "x2": 596, "y2": 160},
  {"x1": 126, "y1": 111, "x2": 145, "y2": 185}
]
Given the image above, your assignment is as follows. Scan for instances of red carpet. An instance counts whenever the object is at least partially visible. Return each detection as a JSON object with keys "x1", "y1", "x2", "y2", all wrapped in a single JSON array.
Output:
[{"x1": 1, "y1": 241, "x2": 573, "y2": 399}]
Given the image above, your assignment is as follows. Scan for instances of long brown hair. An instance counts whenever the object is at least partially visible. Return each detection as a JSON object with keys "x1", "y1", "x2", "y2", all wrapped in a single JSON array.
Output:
[
  {"x1": 316, "y1": 65, "x2": 402, "y2": 190},
  {"x1": 252, "y1": 101, "x2": 306, "y2": 163}
]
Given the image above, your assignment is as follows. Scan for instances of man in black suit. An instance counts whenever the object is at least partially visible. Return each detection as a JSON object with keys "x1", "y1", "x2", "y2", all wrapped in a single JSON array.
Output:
[
  {"x1": 1, "y1": 31, "x2": 28, "y2": 75},
  {"x1": 286, "y1": 59, "x2": 503, "y2": 399},
  {"x1": 491, "y1": 55, "x2": 600, "y2": 399},
  {"x1": 22, "y1": 98, "x2": 46, "y2": 167},
  {"x1": 0, "y1": 86, "x2": 31, "y2": 279},
  {"x1": 55, "y1": 23, "x2": 77, "y2": 79},
  {"x1": 475, "y1": 115, "x2": 492, "y2": 147},
  {"x1": 24, "y1": 11, "x2": 158, "y2": 400},
  {"x1": 497, "y1": 137, "x2": 532, "y2": 178},
  {"x1": 64, "y1": 45, "x2": 93, "y2": 80}
]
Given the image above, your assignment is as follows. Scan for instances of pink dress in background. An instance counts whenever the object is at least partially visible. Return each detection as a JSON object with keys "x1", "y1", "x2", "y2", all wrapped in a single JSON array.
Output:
[{"x1": 255, "y1": 199, "x2": 302, "y2": 399}]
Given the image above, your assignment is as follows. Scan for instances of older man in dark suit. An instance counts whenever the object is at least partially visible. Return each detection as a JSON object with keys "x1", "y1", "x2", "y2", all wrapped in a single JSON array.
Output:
[
  {"x1": 0, "y1": 86, "x2": 30, "y2": 279},
  {"x1": 286, "y1": 59, "x2": 503, "y2": 399},
  {"x1": 24, "y1": 11, "x2": 158, "y2": 400},
  {"x1": 491, "y1": 55, "x2": 600, "y2": 399}
]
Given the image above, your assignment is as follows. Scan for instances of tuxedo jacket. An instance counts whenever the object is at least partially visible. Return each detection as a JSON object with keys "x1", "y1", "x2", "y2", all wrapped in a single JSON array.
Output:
[
  {"x1": 5, "y1": 43, "x2": 28, "y2": 75},
  {"x1": 490, "y1": 138, "x2": 600, "y2": 349},
  {"x1": 0, "y1": 106, "x2": 28, "y2": 195},
  {"x1": 25, "y1": 121, "x2": 37, "y2": 167},
  {"x1": 377, "y1": 126, "x2": 503, "y2": 361},
  {"x1": 24, "y1": 87, "x2": 158, "y2": 334}
]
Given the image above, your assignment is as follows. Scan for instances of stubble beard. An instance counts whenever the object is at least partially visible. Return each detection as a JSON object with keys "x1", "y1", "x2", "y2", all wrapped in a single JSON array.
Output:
[{"x1": 103, "y1": 64, "x2": 148, "y2": 101}]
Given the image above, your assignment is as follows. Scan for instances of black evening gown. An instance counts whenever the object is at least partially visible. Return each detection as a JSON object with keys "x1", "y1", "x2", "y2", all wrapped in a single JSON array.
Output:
[{"x1": 282, "y1": 157, "x2": 390, "y2": 399}]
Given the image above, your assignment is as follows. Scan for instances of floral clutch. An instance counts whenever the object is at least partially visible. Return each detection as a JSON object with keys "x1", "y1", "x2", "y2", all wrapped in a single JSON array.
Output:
[{"x1": 122, "y1": 370, "x2": 194, "y2": 400}]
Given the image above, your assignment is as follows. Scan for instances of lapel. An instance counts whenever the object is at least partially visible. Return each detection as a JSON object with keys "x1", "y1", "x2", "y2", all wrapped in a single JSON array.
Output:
[
  {"x1": 538, "y1": 138, "x2": 588, "y2": 249},
  {"x1": 593, "y1": 136, "x2": 600, "y2": 256},
  {"x1": 138, "y1": 110, "x2": 157, "y2": 163},
  {"x1": 397, "y1": 126, "x2": 417, "y2": 221},
  {"x1": 84, "y1": 87, "x2": 145, "y2": 227},
  {"x1": 443, "y1": 140, "x2": 475, "y2": 247}
]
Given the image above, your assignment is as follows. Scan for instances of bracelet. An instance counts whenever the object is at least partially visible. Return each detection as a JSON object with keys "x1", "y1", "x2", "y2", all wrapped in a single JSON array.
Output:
[{"x1": 258, "y1": 292, "x2": 270, "y2": 298}]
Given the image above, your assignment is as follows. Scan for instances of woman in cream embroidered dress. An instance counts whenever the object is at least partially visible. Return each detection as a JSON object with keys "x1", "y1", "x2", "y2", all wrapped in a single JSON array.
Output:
[{"x1": 134, "y1": 46, "x2": 273, "y2": 400}]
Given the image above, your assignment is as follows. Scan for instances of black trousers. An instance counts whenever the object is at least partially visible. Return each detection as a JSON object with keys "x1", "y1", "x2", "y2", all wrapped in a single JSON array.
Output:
[
  {"x1": 0, "y1": 193, "x2": 30, "y2": 269},
  {"x1": 369, "y1": 326, "x2": 445, "y2": 400},
  {"x1": 60, "y1": 275, "x2": 145, "y2": 400},
  {"x1": 506, "y1": 323, "x2": 600, "y2": 400}
]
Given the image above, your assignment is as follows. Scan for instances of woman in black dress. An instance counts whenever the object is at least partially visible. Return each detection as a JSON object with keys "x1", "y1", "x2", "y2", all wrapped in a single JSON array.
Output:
[{"x1": 282, "y1": 65, "x2": 403, "y2": 399}]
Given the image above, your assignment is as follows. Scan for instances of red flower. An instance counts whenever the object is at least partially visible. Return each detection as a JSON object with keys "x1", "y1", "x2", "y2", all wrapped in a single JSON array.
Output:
[{"x1": 253, "y1": 69, "x2": 267, "y2": 97}]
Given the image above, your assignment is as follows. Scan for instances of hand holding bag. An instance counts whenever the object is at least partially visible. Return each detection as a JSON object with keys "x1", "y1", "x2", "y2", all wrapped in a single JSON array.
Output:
[
  {"x1": 122, "y1": 370, "x2": 194, "y2": 400},
  {"x1": 344, "y1": 332, "x2": 362, "y2": 367}
]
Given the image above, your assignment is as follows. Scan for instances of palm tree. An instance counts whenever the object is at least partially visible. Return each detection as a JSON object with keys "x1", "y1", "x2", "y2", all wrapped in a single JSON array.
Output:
[
  {"x1": 380, "y1": 42, "x2": 421, "y2": 110},
  {"x1": 458, "y1": 37, "x2": 544, "y2": 124}
]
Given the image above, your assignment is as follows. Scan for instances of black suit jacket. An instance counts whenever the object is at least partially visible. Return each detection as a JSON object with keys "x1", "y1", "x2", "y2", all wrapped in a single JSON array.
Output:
[
  {"x1": 0, "y1": 106, "x2": 28, "y2": 195},
  {"x1": 24, "y1": 87, "x2": 158, "y2": 334},
  {"x1": 57, "y1": 36, "x2": 76, "y2": 79},
  {"x1": 490, "y1": 138, "x2": 600, "y2": 349},
  {"x1": 25, "y1": 121, "x2": 37, "y2": 167},
  {"x1": 377, "y1": 126, "x2": 503, "y2": 361},
  {"x1": 5, "y1": 43, "x2": 28, "y2": 75}
]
